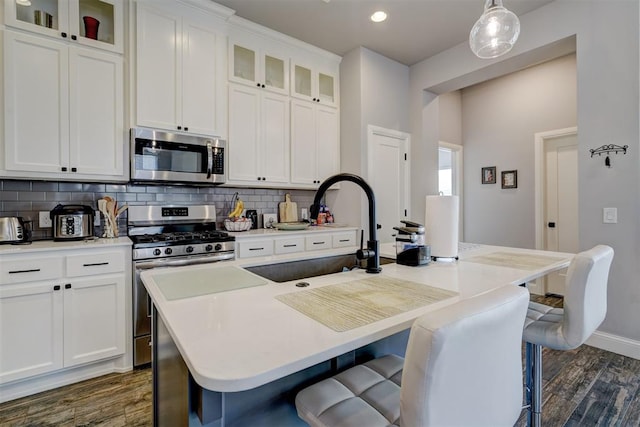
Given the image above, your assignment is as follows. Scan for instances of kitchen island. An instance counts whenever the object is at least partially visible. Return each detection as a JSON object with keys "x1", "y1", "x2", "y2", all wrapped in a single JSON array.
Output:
[{"x1": 141, "y1": 244, "x2": 572, "y2": 427}]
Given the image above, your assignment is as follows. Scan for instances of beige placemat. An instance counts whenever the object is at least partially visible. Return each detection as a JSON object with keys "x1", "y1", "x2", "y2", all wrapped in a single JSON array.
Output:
[
  {"x1": 463, "y1": 251, "x2": 567, "y2": 270},
  {"x1": 276, "y1": 276, "x2": 457, "y2": 332},
  {"x1": 154, "y1": 266, "x2": 267, "y2": 301}
]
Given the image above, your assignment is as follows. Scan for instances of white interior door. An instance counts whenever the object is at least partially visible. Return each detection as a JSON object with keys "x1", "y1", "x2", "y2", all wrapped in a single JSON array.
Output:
[
  {"x1": 544, "y1": 133, "x2": 578, "y2": 295},
  {"x1": 367, "y1": 126, "x2": 410, "y2": 244}
]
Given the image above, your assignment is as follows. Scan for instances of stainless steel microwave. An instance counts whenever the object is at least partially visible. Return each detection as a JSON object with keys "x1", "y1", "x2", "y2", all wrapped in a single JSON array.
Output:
[{"x1": 130, "y1": 128, "x2": 226, "y2": 185}]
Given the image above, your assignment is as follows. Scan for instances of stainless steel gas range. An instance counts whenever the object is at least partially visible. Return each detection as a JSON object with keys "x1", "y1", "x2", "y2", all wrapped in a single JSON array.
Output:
[{"x1": 128, "y1": 205, "x2": 235, "y2": 367}]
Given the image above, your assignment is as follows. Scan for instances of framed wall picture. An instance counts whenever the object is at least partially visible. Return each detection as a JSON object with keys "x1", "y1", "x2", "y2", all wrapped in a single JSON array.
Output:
[
  {"x1": 482, "y1": 166, "x2": 496, "y2": 184},
  {"x1": 501, "y1": 170, "x2": 518, "y2": 189}
]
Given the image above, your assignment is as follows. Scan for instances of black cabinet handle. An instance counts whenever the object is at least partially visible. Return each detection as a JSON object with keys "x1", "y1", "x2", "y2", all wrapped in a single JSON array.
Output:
[
  {"x1": 177, "y1": 126, "x2": 182, "y2": 130},
  {"x1": 54, "y1": 285, "x2": 61, "y2": 291},
  {"x1": 71, "y1": 167, "x2": 77, "y2": 172},
  {"x1": 248, "y1": 247, "x2": 264, "y2": 251},
  {"x1": 312, "y1": 241, "x2": 326, "y2": 245},
  {"x1": 548, "y1": 222, "x2": 556, "y2": 228},
  {"x1": 184, "y1": 127, "x2": 189, "y2": 131},
  {"x1": 61, "y1": 32, "x2": 67, "y2": 38},
  {"x1": 339, "y1": 239, "x2": 350, "y2": 242},
  {"x1": 261, "y1": 84, "x2": 265, "y2": 88},
  {"x1": 83, "y1": 262, "x2": 109, "y2": 267},
  {"x1": 65, "y1": 284, "x2": 72, "y2": 289},
  {"x1": 256, "y1": 83, "x2": 261, "y2": 87},
  {"x1": 61, "y1": 167, "x2": 68, "y2": 172},
  {"x1": 283, "y1": 244, "x2": 298, "y2": 248},
  {"x1": 9, "y1": 268, "x2": 41, "y2": 274},
  {"x1": 71, "y1": 35, "x2": 77, "y2": 40}
]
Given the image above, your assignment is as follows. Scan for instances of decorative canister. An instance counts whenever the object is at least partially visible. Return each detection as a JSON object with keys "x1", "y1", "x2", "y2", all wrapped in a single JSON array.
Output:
[{"x1": 83, "y1": 16, "x2": 100, "y2": 40}]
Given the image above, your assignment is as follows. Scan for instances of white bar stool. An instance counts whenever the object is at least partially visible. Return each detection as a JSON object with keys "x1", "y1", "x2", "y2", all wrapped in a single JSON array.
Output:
[
  {"x1": 523, "y1": 245, "x2": 614, "y2": 427},
  {"x1": 295, "y1": 285, "x2": 529, "y2": 427}
]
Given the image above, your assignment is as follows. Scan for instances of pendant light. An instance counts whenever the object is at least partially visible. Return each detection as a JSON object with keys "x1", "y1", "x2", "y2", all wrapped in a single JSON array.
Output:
[{"x1": 469, "y1": 0, "x2": 520, "y2": 59}]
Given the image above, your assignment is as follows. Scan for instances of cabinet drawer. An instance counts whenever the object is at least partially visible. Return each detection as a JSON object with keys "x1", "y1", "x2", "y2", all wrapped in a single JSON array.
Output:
[
  {"x1": 0, "y1": 256, "x2": 63, "y2": 284},
  {"x1": 332, "y1": 231, "x2": 357, "y2": 248},
  {"x1": 66, "y1": 252, "x2": 125, "y2": 277},
  {"x1": 305, "y1": 235, "x2": 331, "y2": 251},
  {"x1": 274, "y1": 237, "x2": 305, "y2": 255},
  {"x1": 238, "y1": 240, "x2": 274, "y2": 258}
]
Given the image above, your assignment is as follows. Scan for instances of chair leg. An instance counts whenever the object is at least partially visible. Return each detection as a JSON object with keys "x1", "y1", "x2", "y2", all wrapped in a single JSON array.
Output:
[{"x1": 525, "y1": 342, "x2": 542, "y2": 427}]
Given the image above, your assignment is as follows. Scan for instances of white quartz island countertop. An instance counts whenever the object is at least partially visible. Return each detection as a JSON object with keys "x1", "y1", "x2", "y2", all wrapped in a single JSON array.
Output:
[{"x1": 141, "y1": 244, "x2": 572, "y2": 393}]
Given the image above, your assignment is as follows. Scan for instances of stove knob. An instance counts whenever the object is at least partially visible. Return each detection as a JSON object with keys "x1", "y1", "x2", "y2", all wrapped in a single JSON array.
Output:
[
  {"x1": 186, "y1": 246, "x2": 194, "y2": 253},
  {"x1": 165, "y1": 248, "x2": 173, "y2": 255},
  {"x1": 215, "y1": 243, "x2": 222, "y2": 251},
  {"x1": 205, "y1": 244, "x2": 213, "y2": 252},
  {"x1": 153, "y1": 249, "x2": 161, "y2": 256}
]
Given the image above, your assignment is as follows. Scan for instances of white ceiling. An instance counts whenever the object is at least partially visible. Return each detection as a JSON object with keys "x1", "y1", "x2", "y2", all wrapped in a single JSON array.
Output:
[{"x1": 213, "y1": 0, "x2": 555, "y2": 66}]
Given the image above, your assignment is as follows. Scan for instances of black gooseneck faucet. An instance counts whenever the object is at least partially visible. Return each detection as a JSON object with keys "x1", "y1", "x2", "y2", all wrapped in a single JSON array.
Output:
[{"x1": 310, "y1": 173, "x2": 381, "y2": 274}]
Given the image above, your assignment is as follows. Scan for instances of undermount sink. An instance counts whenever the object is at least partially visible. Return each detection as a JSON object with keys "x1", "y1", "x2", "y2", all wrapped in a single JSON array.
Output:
[{"x1": 245, "y1": 254, "x2": 395, "y2": 283}]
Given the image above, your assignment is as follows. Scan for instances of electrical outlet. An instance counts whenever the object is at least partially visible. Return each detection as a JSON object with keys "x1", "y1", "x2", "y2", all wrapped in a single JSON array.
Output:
[
  {"x1": 39, "y1": 211, "x2": 52, "y2": 228},
  {"x1": 603, "y1": 207, "x2": 618, "y2": 224}
]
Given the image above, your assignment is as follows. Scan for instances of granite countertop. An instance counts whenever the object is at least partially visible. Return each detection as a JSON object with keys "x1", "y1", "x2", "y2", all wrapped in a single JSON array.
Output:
[{"x1": 141, "y1": 243, "x2": 572, "y2": 393}]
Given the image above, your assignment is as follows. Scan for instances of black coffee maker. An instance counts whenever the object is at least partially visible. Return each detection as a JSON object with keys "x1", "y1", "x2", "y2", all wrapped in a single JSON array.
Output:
[
  {"x1": 245, "y1": 210, "x2": 258, "y2": 229},
  {"x1": 394, "y1": 220, "x2": 430, "y2": 266}
]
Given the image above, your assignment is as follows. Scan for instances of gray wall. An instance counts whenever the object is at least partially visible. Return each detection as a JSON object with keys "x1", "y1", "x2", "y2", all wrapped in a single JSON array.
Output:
[
  {"x1": 335, "y1": 47, "x2": 409, "y2": 230},
  {"x1": 462, "y1": 54, "x2": 577, "y2": 247},
  {"x1": 438, "y1": 91, "x2": 462, "y2": 146},
  {"x1": 410, "y1": 0, "x2": 640, "y2": 346},
  {"x1": 0, "y1": 179, "x2": 315, "y2": 240}
]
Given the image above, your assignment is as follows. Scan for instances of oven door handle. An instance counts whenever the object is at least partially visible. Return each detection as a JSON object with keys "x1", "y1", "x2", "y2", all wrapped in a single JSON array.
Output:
[
  {"x1": 134, "y1": 253, "x2": 235, "y2": 270},
  {"x1": 206, "y1": 142, "x2": 213, "y2": 179}
]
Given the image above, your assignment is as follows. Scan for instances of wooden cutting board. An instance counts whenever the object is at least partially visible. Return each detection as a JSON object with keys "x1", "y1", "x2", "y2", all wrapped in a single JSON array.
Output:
[{"x1": 279, "y1": 194, "x2": 298, "y2": 222}]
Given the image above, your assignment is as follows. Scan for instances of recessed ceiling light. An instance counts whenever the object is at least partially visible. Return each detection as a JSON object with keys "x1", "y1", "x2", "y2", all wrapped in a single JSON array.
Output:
[{"x1": 370, "y1": 11, "x2": 387, "y2": 23}]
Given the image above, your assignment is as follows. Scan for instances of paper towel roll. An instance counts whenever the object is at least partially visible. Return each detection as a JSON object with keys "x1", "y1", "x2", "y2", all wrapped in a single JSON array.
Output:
[{"x1": 425, "y1": 195, "x2": 459, "y2": 259}]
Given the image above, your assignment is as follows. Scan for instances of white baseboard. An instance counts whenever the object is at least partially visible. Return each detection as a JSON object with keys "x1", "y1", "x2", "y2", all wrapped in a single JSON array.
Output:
[
  {"x1": 586, "y1": 330, "x2": 640, "y2": 360},
  {"x1": 0, "y1": 356, "x2": 133, "y2": 404}
]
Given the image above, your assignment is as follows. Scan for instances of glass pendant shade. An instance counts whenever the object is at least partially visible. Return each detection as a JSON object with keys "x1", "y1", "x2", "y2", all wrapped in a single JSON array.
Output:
[{"x1": 469, "y1": 0, "x2": 520, "y2": 59}]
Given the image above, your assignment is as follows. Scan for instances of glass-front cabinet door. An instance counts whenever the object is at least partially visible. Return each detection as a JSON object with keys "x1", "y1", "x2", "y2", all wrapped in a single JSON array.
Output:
[
  {"x1": 229, "y1": 40, "x2": 288, "y2": 95},
  {"x1": 5, "y1": 0, "x2": 123, "y2": 53},
  {"x1": 291, "y1": 61, "x2": 337, "y2": 107}
]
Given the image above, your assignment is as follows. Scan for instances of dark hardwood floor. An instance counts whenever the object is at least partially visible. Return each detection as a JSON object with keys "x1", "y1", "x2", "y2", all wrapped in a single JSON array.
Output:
[{"x1": 1, "y1": 295, "x2": 639, "y2": 426}]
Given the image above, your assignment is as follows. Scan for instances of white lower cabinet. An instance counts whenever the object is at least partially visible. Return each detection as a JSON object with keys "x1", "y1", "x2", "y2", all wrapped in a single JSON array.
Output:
[
  {"x1": 236, "y1": 230, "x2": 357, "y2": 259},
  {"x1": 0, "y1": 247, "x2": 127, "y2": 385},
  {"x1": 238, "y1": 240, "x2": 274, "y2": 258}
]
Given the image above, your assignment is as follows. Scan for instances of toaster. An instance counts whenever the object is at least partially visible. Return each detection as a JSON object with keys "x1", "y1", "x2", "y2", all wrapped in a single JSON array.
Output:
[{"x1": 0, "y1": 217, "x2": 32, "y2": 244}]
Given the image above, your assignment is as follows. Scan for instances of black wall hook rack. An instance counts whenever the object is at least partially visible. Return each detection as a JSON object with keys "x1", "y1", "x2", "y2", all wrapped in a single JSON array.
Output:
[{"x1": 589, "y1": 144, "x2": 628, "y2": 168}]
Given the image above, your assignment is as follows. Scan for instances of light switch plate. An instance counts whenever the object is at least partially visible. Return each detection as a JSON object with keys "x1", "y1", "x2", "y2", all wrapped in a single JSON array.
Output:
[{"x1": 603, "y1": 207, "x2": 617, "y2": 224}]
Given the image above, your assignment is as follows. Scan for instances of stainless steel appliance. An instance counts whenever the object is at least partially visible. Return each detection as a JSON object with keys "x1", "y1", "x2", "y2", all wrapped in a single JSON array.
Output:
[
  {"x1": 129, "y1": 204, "x2": 235, "y2": 367},
  {"x1": 50, "y1": 204, "x2": 95, "y2": 241},
  {"x1": 0, "y1": 216, "x2": 32, "y2": 244},
  {"x1": 130, "y1": 127, "x2": 226, "y2": 185}
]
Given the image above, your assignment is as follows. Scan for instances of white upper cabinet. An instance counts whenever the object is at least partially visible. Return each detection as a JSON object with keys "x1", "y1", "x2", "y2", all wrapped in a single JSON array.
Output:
[
  {"x1": 227, "y1": 83, "x2": 290, "y2": 185},
  {"x1": 290, "y1": 99, "x2": 339, "y2": 187},
  {"x1": 4, "y1": 0, "x2": 124, "y2": 53},
  {"x1": 291, "y1": 60, "x2": 338, "y2": 107},
  {"x1": 229, "y1": 40, "x2": 289, "y2": 95},
  {"x1": 3, "y1": 30, "x2": 124, "y2": 180},
  {"x1": 135, "y1": 2, "x2": 225, "y2": 137}
]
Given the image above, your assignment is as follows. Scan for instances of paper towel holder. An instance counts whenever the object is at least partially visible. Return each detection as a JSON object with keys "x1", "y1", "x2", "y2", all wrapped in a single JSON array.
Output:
[{"x1": 589, "y1": 144, "x2": 627, "y2": 168}]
